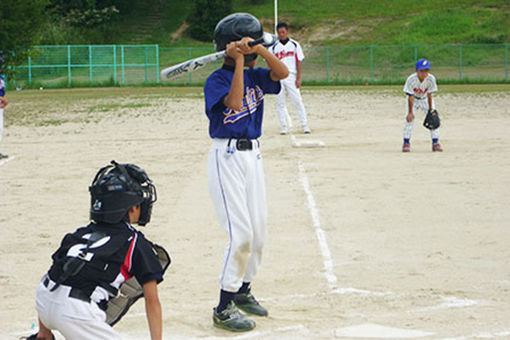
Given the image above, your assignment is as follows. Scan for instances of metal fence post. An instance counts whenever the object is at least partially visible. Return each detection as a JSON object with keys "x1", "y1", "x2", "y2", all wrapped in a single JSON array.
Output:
[
  {"x1": 326, "y1": 47, "x2": 330, "y2": 82},
  {"x1": 28, "y1": 54, "x2": 32, "y2": 85},
  {"x1": 505, "y1": 43, "x2": 509, "y2": 81},
  {"x1": 188, "y1": 48, "x2": 193, "y2": 83},
  {"x1": 67, "y1": 45, "x2": 72, "y2": 87},
  {"x1": 156, "y1": 44, "x2": 160, "y2": 83},
  {"x1": 144, "y1": 47, "x2": 149, "y2": 84},
  {"x1": 121, "y1": 45, "x2": 125, "y2": 85},
  {"x1": 89, "y1": 45, "x2": 93, "y2": 82},
  {"x1": 369, "y1": 45, "x2": 374, "y2": 83},
  {"x1": 459, "y1": 44, "x2": 463, "y2": 80},
  {"x1": 113, "y1": 45, "x2": 117, "y2": 85},
  {"x1": 413, "y1": 45, "x2": 418, "y2": 63}
]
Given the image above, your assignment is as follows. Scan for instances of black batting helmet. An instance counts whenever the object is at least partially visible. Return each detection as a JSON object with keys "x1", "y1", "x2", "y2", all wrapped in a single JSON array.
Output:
[
  {"x1": 214, "y1": 13, "x2": 263, "y2": 62},
  {"x1": 89, "y1": 161, "x2": 157, "y2": 226}
]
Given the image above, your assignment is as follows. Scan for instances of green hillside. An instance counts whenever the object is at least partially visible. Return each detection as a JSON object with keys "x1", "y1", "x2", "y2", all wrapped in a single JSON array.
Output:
[
  {"x1": 235, "y1": 0, "x2": 510, "y2": 45},
  {"x1": 41, "y1": 0, "x2": 509, "y2": 47}
]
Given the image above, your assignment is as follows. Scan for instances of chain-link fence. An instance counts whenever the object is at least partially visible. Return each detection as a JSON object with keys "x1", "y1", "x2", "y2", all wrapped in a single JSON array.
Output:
[
  {"x1": 8, "y1": 43, "x2": 510, "y2": 87},
  {"x1": 11, "y1": 45, "x2": 159, "y2": 87}
]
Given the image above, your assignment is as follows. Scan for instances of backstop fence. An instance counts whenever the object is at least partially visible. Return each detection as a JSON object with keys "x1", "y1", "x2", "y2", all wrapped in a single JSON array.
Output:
[{"x1": 8, "y1": 43, "x2": 509, "y2": 87}]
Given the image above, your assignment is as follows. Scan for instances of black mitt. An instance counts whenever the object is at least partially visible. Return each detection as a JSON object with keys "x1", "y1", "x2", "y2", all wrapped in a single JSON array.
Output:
[{"x1": 423, "y1": 109, "x2": 441, "y2": 130}]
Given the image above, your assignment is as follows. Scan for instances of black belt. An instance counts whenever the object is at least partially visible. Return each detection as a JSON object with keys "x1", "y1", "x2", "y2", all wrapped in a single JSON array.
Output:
[
  {"x1": 43, "y1": 277, "x2": 108, "y2": 311},
  {"x1": 228, "y1": 138, "x2": 259, "y2": 151}
]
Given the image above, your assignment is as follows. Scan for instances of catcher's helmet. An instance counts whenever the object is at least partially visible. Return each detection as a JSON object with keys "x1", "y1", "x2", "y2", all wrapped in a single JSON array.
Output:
[
  {"x1": 89, "y1": 161, "x2": 157, "y2": 226},
  {"x1": 214, "y1": 13, "x2": 263, "y2": 62}
]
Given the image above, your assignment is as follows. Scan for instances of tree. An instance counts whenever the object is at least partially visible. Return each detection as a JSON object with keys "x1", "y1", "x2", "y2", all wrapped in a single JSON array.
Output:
[
  {"x1": 187, "y1": 0, "x2": 233, "y2": 42},
  {"x1": 0, "y1": 0, "x2": 49, "y2": 79}
]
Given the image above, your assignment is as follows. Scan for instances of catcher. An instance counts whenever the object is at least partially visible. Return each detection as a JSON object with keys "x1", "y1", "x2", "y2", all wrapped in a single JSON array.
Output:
[
  {"x1": 402, "y1": 58, "x2": 443, "y2": 152},
  {"x1": 24, "y1": 161, "x2": 170, "y2": 340}
]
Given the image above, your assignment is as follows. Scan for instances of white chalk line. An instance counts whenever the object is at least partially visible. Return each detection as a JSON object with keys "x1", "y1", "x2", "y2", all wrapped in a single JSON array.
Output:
[
  {"x1": 0, "y1": 155, "x2": 15, "y2": 167},
  {"x1": 409, "y1": 296, "x2": 484, "y2": 313},
  {"x1": 297, "y1": 160, "x2": 338, "y2": 290},
  {"x1": 293, "y1": 159, "x2": 505, "y2": 340}
]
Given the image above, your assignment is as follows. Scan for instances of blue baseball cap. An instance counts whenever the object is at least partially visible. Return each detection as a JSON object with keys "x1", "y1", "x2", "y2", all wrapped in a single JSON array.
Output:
[{"x1": 416, "y1": 59, "x2": 430, "y2": 70}]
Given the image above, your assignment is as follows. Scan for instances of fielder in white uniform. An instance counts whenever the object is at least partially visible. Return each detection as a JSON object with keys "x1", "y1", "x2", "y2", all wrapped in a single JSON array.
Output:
[
  {"x1": 270, "y1": 22, "x2": 310, "y2": 134},
  {"x1": 402, "y1": 58, "x2": 443, "y2": 152},
  {"x1": 0, "y1": 75, "x2": 9, "y2": 159}
]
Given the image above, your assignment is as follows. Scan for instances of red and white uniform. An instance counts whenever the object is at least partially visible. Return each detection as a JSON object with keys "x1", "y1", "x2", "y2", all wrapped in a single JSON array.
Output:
[
  {"x1": 270, "y1": 39, "x2": 309, "y2": 129},
  {"x1": 403, "y1": 72, "x2": 439, "y2": 140}
]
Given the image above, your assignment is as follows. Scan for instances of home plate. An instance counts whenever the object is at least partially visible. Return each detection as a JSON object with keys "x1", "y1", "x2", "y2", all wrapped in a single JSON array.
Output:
[
  {"x1": 290, "y1": 135, "x2": 325, "y2": 148},
  {"x1": 335, "y1": 323, "x2": 433, "y2": 338}
]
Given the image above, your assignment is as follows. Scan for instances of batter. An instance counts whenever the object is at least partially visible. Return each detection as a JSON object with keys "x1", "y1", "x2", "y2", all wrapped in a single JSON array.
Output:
[{"x1": 204, "y1": 13, "x2": 289, "y2": 332}]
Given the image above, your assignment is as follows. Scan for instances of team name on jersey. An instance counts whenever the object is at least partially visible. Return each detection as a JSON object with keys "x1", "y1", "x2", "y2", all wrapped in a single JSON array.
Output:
[
  {"x1": 223, "y1": 86, "x2": 264, "y2": 124},
  {"x1": 275, "y1": 50, "x2": 295, "y2": 60},
  {"x1": 413, "y1": 88, "x2": 428, "y2": 94}
]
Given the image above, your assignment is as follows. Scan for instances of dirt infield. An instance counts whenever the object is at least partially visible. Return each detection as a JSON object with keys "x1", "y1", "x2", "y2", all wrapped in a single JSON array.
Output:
[{"x1": 1, "y1": 86, "x2": 509, "y2": 339}]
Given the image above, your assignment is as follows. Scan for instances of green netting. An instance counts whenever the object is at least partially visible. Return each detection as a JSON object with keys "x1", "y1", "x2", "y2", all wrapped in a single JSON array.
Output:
[{"x1": 10, "y1": 43, "x2": 510, "y2": 87}]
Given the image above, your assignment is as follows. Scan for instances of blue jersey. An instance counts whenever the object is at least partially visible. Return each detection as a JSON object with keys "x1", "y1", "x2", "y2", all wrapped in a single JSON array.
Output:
[
  {"x1": 204, "y1": 66, "x2": 281, "y2": 139},
  {"x1": 0, "y1": 76, "x2": 5, "y2": 97}
]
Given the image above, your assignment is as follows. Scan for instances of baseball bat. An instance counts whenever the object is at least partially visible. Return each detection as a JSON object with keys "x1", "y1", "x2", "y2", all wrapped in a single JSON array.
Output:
[{"x1": 160, "y1": 33, "x2": 276, "y2": 80}]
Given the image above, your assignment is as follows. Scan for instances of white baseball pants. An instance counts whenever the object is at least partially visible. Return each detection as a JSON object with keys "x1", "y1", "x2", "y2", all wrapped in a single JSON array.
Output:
[
  {"x1": 276, "y1": 73, "x2": 308, "y2": 128},
  {"x1": 208, "y1": 139, "x2": 268, "y2": 293},
  {"x1": 403, "y1": 97, "x2": 439, "y2": 140},
  {"x1": 35, "y1": 276, "x2": 122, "y2": 340}
]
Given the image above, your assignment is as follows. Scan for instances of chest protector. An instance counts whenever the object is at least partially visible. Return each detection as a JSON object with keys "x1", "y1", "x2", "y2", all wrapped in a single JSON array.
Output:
[{"x1": 48, "y1": 222, "x2": 134, "y2": 297}]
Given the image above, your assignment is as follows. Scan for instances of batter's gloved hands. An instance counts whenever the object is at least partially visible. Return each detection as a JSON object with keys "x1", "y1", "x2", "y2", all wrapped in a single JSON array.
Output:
[
  {"x1": 423, "y1": 109, "x2": 441, "y2": 130},
  {"x1": 226, "y1": 42, "x2": 243, "y2": 61},
  {"x1": 236, "y1": 37, "x2": 257, "y2": 55}
]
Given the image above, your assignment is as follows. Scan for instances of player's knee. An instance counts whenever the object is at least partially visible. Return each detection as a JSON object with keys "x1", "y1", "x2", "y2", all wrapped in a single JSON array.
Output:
[
  {"x1": 251, "y1": 238, "x2": 265, "y2": 255},
  {"x1": 235, "y1": 240, "x2": 252, "y2": 261},
  {"x1": 234, "y1": 229, "x2": 253, "y2": 250}
]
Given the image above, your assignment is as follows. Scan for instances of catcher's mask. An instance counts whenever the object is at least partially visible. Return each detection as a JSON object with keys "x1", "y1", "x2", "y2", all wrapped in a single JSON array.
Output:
[
  {"x1": 214, "y1": 13, "x2": 263, "y2": 63},
  {"x1": 89, "y1": 161, "x2": 157, "y2": 226}
]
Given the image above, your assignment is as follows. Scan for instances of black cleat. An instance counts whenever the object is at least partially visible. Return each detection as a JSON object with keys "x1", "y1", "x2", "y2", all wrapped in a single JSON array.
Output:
[
  {"x1": 234, "y1": 288, "x2": 268, "y2": 316},
  {"x1": 213, "y1": 301, "x2": 256, "y2": 332}
]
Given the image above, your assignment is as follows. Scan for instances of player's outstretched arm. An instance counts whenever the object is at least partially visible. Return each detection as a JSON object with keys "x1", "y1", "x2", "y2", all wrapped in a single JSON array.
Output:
[{"x1": 143, "y1": 280, "x2": 162, "y2": 340}]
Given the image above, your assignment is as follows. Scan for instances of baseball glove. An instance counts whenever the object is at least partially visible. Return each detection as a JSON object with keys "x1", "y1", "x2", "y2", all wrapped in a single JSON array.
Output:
[
  {"x1": 423, "y1": 109, "x2": 441, "y2": 130},
  {"x1": 106, "y1": 243, "x2": 171, "y2": 326}
]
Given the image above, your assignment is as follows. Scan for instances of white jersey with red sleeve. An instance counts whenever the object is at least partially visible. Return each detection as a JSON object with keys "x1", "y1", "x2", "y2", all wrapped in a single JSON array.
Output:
[
  {"x1": 403, "y1": 73, "x2": 438, "y2": 99},
  {"x1": 269, "y1": 38, "x2": 304, "y2": 74}
]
